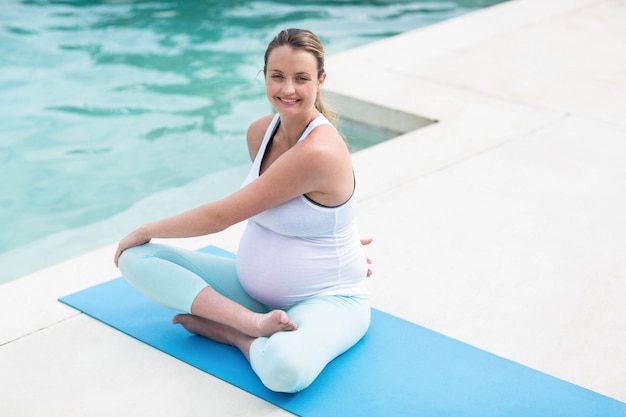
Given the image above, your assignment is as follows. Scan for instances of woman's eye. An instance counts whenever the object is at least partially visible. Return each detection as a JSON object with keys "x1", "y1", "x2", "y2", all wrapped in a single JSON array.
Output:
[{"x1": 271, "y1": 74, "x2": 283, "y2": 79}]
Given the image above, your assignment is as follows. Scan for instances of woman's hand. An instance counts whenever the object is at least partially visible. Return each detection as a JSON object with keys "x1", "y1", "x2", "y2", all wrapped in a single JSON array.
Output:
[
  {"x1": 361, "y1": 237, "x2": 373, "y2": 277},
  {"x1": 114, "y1": 227, "x2": 151, "y2": 267}
]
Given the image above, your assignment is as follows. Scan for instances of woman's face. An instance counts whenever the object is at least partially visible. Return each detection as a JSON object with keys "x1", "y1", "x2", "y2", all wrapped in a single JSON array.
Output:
[{"x1": 265, "y1": 45, "x2": 325, "y2": 118}]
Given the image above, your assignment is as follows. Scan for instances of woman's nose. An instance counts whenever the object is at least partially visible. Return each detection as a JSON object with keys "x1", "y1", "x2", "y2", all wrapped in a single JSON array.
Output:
[{"x1": 281, "y1": 80, "x2": 295, "y2": 95}]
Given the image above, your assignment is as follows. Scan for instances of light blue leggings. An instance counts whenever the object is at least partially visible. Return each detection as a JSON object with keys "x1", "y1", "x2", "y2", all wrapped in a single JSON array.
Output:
[{"x1": 118, "y1": 243, "x2": 370, "y2": 393}]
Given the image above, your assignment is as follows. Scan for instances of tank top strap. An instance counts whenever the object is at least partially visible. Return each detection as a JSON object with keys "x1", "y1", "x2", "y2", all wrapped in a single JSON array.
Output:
[
  {"x1": 247, "y1": 114, "x2": 280, "y2": 179},
  {"x1": 242, "y1": 114, "x2": 332, "y2": 188},
  {"x1": 258, "y1": 114, "x2": 281, "y2": 157},
  {"x1": 297, "y1": 114, "x2": 332, "y2": 143}
]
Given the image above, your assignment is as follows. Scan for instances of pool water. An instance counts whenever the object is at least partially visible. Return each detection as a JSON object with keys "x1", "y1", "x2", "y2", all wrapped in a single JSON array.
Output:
[{"x1": 0, "y1": 0, "x2": 505, "y2": 283}]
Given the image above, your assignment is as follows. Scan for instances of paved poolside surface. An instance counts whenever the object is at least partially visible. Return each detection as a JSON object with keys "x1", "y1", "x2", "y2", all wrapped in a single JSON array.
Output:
[{"x1": 1, "y1": 0, "x2": 625, "y2": 415}]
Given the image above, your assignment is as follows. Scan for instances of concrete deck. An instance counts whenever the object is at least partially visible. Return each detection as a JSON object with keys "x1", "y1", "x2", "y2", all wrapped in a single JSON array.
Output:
[{"x1": 2, "y1": 0, "x2": 625, "y2": 414}]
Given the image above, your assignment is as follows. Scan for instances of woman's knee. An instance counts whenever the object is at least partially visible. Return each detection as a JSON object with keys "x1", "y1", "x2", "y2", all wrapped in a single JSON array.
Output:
[
  {"x1": 118, "y1": 243, "x2": 173, "y2": 281},
  {"x1": 251, "y1": 296, "x2": 371, "y2": 393},
  {"x1": 117, "y1": 246, "x2": 142, "y2": 277},
  {"x1": 117, "y1": 243, "x2": 156, "y2": 270},
  {"x1": 251, "y1": 340, "x2": 316, "y2": 393}
]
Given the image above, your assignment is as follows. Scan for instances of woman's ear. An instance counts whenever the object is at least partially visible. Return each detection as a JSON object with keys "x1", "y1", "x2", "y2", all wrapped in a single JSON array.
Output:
[{"x1": 318, "y1": 72, "x2": 327, "y2": 88}]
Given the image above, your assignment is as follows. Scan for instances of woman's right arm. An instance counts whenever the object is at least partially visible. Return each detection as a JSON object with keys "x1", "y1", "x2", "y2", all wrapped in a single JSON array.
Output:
[
  {"x1": 114, "y1": 116, "x2": 274, "y2": 266},
  {"x1": 113, "y1": 200, "x2": 232, "y2": 266},
  {"x1": 114, "y1": 114, "x2": 336, "y2": 266}
]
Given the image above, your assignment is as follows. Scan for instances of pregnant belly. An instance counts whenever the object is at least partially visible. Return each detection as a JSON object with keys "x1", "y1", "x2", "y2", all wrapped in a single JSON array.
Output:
[
  {"x1": 236, "y1": 238, "x2": 334, "y2": 309},
  {"x1": 235, "y1": 221, "x2": 364, "y2": 309}
]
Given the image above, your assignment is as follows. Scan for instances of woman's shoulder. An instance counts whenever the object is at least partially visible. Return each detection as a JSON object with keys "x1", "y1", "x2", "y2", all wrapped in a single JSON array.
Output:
[
  {"x1": 246, "y1": 114, "x2": 277, "y2": 161},
  {"x1": 300, "y1": 120, "x2": 347, "y2": 157}
]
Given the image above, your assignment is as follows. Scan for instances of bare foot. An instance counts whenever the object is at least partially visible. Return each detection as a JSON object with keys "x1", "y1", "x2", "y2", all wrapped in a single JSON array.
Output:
[
  {"x1": 173, "y1": 314, "x2": 256, "y2": 360},
  {"x1": 254, "y1": 310, "x2": 298, "y2": 337},
  {"x1": 188, "y1": 287, "x2": 297, "y2": 339},
  {"x1": 173, "y1": 313, "x2": 238, "y2": 345}
]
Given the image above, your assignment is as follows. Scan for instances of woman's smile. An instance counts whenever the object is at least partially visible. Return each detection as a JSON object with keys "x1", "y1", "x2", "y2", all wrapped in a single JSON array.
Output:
[
  {"x1": 265, "y1": 45, "x2": 324, "y2": 117},
  {"x1": 278, "y1": 97, "x2": 299, "y2": 105}
]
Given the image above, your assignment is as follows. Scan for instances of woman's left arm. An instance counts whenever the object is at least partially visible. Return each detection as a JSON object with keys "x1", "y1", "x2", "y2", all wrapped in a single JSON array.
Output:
[{"x1": 361, "y1": 238, "x2": 373, "y2": 277}]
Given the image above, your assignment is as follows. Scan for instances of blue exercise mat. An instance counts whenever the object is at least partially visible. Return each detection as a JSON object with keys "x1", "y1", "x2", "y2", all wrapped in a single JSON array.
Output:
[{"x1": 59, "y1": 245, "x2": 626, "y2": 417}]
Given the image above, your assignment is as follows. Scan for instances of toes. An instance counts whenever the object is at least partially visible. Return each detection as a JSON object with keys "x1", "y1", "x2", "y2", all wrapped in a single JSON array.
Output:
[
  {"x1": 272, "y1": 311, "x2": 298, "y2": 332},
  {"x1": 172, "y1": 313, "x2": 187, "y2": 325},
  {"x1": 255, "y1": 311, "x2": 295, "y2": 336},
  {"x1": 277, "y1": 312, "x2": 297, "y2": 330}
]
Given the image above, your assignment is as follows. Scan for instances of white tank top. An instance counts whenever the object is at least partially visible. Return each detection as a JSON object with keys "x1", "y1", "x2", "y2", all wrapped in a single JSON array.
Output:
[{"x1": 236, "y1": 114, "x2": 369, "y2": 309}]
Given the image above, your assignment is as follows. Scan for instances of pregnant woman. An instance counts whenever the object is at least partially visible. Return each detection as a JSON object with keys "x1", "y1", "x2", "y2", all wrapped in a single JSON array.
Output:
[{"x1": 114, "y1": 28, "x2": 371, "y2": 393}]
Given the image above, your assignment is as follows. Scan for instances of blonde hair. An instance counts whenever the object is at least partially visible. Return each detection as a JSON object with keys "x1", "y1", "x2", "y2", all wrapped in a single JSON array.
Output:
[{"x1": 263, "y1": 28, "x2": 337, "y2": 126}]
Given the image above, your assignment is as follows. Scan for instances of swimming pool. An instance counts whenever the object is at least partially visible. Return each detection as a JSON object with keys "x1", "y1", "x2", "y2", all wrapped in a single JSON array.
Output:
[{"x1": 0, "y1": 0, "x2": 506, "y2": 283}]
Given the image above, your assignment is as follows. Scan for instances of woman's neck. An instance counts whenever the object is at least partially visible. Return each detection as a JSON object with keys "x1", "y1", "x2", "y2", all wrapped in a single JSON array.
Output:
[{"x1": 277, "y1": 110, "x2": 320, "y2": 147}]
